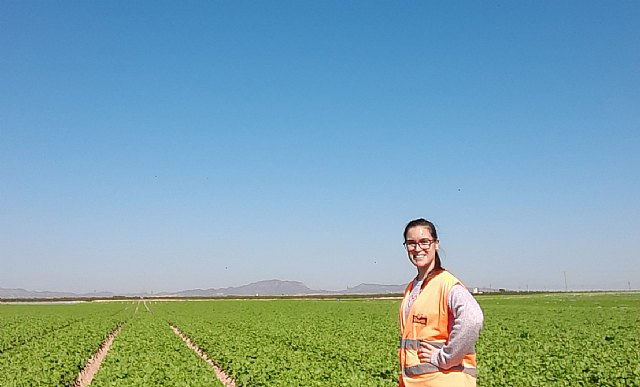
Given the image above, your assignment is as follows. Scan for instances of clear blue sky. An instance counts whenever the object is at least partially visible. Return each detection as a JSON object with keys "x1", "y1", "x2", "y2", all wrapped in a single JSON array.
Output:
[{"x1": 1, "y1": 1, "x2": 638, "y2": 294}]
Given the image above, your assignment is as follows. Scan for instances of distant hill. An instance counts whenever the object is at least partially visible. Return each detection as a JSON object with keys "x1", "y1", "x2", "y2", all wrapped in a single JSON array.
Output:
[
  {"x1": 0, "y1": 288, "x2": 114, "y2": 299},
  {"x1": 164, "y1": 280, "x2": 328, "y2": 297},
  {"x1": 164, "y1": 280, "x2": 405, "y2": 297},
  {"x1": 0, "y1": 280, "x2": 409, "y2": 299}
]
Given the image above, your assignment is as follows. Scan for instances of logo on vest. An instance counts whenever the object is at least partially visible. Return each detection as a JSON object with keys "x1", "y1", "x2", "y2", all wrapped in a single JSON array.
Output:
[{"x1": 412, "y1": 314, "x2": 428, "y2": 325}]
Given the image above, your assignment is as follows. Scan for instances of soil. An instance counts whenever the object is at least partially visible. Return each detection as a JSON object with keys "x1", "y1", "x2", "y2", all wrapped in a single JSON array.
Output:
[
  {"x1": 171, "y1": 325, "x2": 237, "y2": 387},
  {"x1": 73, "y1": 325, "x2": 123, "y2": 387}
]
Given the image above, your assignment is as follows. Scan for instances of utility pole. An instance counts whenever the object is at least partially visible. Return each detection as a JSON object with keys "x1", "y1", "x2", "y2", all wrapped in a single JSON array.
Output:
[{"x1": 563, "y1": 271, "x2": 568, "y2": 292}]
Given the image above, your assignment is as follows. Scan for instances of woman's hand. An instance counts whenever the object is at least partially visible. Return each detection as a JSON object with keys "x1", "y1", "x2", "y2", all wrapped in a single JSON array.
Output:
[{"x1": 417, "y1": 341, "x2": 436, "y2": 363}]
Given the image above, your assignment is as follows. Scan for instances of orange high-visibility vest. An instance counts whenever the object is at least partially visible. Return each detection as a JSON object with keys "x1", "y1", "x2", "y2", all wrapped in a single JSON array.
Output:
[{"x1": 398, "y1": 270, "x2": 477, "y2": 387}]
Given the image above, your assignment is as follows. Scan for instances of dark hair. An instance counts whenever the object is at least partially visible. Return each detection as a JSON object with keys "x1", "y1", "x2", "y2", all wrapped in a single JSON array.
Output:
[{"x1": 403, "y1": 218, "x2": 443, "y2": 271}]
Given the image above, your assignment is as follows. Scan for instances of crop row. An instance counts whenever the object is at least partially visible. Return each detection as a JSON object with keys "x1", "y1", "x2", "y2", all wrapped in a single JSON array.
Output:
[
  {"x1": 90, "y1": 305, "x2": 223, "y2": 386},
  {"x1": 0, "y1": 304, "x2": 85, "y2": 353}
]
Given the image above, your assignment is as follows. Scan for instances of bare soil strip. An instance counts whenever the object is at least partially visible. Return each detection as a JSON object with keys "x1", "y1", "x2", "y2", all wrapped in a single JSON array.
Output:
[
  {"x1": 170, "y1": 325, "x2": 236, "y2": 387},
  {"x1": 73, "y1": 324, "x2": 123, "y2": 387}
]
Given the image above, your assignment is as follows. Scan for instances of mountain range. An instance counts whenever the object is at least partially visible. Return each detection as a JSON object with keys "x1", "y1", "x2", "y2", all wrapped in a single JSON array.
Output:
[{"x1": 0, "y1": 280, "x2": 408, "y2": 299}]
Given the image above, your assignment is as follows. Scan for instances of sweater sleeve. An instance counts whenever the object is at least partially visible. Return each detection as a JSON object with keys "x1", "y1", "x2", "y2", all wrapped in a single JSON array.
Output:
[{"x1": 430, "y1": 284, "x2": 483, "y2": 369}]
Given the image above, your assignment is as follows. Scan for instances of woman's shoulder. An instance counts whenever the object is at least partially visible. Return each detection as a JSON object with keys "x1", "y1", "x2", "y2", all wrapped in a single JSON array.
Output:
[
  {"x1": 434, "y1": 270, "x2": 474, "y2": 296},
  {"x1": 434, "y1": 269, "x2": 459, "y2": 283}
]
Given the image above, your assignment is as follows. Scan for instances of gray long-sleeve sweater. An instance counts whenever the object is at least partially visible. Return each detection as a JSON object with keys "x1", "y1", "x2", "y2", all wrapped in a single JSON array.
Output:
[{"x1": 430, "y1": 284, "x2": 484, "y2": 369}]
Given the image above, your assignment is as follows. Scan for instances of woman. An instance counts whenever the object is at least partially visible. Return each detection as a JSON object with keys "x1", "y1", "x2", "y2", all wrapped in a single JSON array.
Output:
[{"x1": 398, "y1": 218, "x2": 483, "y2": 387}]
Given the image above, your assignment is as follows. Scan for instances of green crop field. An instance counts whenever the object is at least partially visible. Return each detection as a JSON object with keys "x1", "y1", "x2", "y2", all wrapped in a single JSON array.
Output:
[
  {"x1": 0, "y1": 302, "x2": 133, "y2": 386},
  {"x1": 0, "y1": 292, "x2": 638, "y2": 386},
  {"x1": 477, "y1": 293, "x2": 640, "y2": 386}
]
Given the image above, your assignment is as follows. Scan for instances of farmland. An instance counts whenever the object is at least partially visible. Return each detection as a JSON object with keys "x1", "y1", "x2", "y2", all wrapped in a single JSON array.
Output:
[{"x1": 0, "y1": 292, "x2": 638, "y2": 386}]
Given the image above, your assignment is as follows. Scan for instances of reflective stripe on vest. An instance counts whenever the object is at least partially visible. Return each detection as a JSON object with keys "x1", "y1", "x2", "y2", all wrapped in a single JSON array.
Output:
[
  {"x1": 400, "y1": 339, "x2": 476, "y2": 355},
  {"x1": 399, "y1": 339, "x2": 477, "y2": 378}
]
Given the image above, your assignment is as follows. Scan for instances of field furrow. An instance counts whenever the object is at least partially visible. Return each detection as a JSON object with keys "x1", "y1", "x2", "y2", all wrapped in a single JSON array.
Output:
[
  {"x1": 152, "y1": 299, "x2": 400, "y2": 386},
  {"x1": 0, "y1": 302, "x2": 131, "y2": 386},
  {"x1": 90, "y1": 307, "x2": 224, "y2": 387}
]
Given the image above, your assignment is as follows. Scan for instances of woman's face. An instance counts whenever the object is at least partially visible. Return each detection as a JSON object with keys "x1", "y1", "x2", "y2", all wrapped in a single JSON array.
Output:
[{"x1": 405, "y1": 225, "x2": 439, "y2": 272}]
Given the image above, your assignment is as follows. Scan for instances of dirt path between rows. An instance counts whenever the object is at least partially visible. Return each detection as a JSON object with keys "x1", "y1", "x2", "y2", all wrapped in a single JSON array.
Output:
[
  {"x1": 72, "y1": 324, "x2": 123, "y2": 387},
  {"x1": 170, "y1": 325, "x2": 237, "y2": 387}
]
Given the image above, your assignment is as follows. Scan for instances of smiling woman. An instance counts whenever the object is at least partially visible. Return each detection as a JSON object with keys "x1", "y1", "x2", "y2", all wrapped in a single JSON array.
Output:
[{"x1": 398, "y1": 218, "x2": 484, "y2": 387}]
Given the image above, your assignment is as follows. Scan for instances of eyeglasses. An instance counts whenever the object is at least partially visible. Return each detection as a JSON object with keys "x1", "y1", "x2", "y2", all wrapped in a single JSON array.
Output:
[{"x1": 403, "y1": 239, "x2": 435, "y2": 250}]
